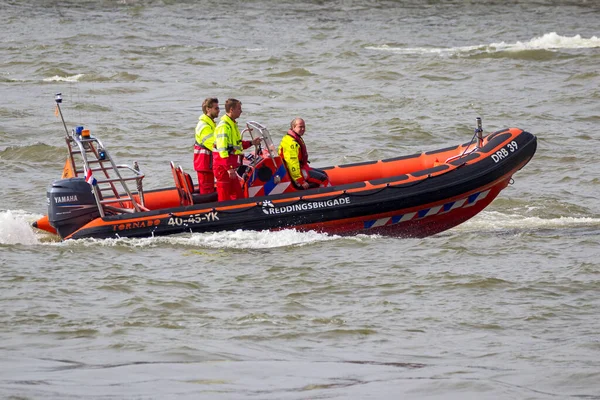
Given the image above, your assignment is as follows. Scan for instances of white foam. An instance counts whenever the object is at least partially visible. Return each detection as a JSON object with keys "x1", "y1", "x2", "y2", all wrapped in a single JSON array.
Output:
[
  {"x1": 366, "y1": 32, "x2": 600, "y2": 55},
  {"x1": 0, "y1": 210, "x2": 41, "y2": 245},
  {"x1": 61, "y1": 228, "x2": 354, "y2": 249},
  {"x1": 457, "y1": 210, "x2": 600, "y2": 232},
  {"x1": 42, "y1": 73, "x2": 84, "y2": 82},
  {"x1": 0, "y1": 209, "x2": 367, "y2": 248},
  {"x1": 490, "y1": 32, "x2": 600, "y2": 51},
  {"x1": 6, "y1": 208, "x2": 596, "y2": 247},
  {"x1": 185, "y1": 229, "x2": 339, "y2": 248},
  {"x1": 366, "y1": 44, "x2": 482, "y2": 55}
]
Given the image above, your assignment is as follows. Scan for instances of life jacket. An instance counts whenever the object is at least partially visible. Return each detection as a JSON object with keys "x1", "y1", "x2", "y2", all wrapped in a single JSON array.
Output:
[
  {"x1": 215, "y1": 115, "x2": 244, "y2": 156},
  {"x1": 278, "y1": 130, "x2": 311, "y2": 185},
  {"x1": 194, "y1": 114, "x2": 216, "y2": 150},
  {"x1": 285, "y1": 130, "x2": 309, "y2": 166},
  {"x1": 214, "y1": 114, "x2": 244, "y2": 168},
  {"x1": 193, "y1": 114, "x2": 216, "y2": 171}
]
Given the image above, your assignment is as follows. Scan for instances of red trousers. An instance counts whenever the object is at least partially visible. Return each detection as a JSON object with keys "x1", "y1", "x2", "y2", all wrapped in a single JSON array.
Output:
[
  {"x1": 214, "y1": 164, "x2": 243, "y2": 202},
  {"x1": 302, "y1": 166, "x2": 330, "y2": 188},
  {"x1": 196, "y1": 171, "x2": 215, "y2": 194},
  {"x1": 194, "y1": 151, "x2": 214, "y2": 194}
]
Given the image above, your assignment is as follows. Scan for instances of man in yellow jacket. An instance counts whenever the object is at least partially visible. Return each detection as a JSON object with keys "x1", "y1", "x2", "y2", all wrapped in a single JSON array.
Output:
[
  {"x1": 212, "y1": 98, "x2": 260, "y2": 201},
  {"x1": 193, "y1": 97, "x2": 219, "y2": 194},
  {"x1": 278, "y1": 118, "x2": 329, "y2": 189}
]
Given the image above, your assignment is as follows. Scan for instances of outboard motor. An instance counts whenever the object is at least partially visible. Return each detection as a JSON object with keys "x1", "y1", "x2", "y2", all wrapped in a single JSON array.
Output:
[{"x1": 47, "y1": 178, "x2": 100, "y2": 239}]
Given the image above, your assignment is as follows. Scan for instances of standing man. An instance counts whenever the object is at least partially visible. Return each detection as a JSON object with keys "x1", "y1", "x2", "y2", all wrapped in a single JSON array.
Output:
[
  {"x1": 278, "y1": 117, "x2": 329, "y2": 189},
  {"x1": 193, "y1": 97, "x2": 219, "y2": 194},
  {"x1": 212, "y1": 98, "x2": 260, "y2": 201}
]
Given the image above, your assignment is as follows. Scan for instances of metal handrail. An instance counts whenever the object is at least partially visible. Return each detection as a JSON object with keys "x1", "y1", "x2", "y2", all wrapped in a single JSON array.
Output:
[{"x1": 55, "y1": 94, "x2": 146, "y2": 217}]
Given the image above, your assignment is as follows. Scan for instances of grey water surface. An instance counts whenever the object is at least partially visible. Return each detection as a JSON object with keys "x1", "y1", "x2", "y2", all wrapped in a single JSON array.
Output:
[{"x1": 1, "y1": 1, "x2": 599, "y2": 399}]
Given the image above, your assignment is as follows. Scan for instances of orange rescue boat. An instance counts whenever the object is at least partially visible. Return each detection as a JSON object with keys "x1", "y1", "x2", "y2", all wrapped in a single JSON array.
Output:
[{"x1": 33, "y1": 95, "x2": 537, "y2": 240}]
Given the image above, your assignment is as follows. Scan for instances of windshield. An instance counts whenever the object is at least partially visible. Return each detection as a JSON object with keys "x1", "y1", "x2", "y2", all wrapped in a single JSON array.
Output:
[{"x1": 245, "y1": 121, "x2": 278, "y2": 159}]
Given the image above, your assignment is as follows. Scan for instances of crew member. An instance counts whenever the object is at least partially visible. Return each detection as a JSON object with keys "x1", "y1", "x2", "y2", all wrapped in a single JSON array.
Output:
[
  {"x1": 212, "y1": 98, "x2": 260, "y2": 201},
  {"x1": 278, "y1": 118, "x2": 329, "y2": 189},
  {"x1": 193, "y1": 97, "x2": 219, "y2": 194}
]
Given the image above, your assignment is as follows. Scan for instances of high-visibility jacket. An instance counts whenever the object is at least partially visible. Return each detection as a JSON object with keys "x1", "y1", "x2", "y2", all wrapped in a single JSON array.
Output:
[
  {"x1": 278, "y1": 130, "x2": 309, "y2": 184},
  {"x1": 213, "y1": 114, "x2": 250, "y2": 168},
  {"x1": 193, "y1": 114, "x2": 216, "y2": 172},
  {"x1": 195, "y1": 114, "x2": 216, "y2": 150}
]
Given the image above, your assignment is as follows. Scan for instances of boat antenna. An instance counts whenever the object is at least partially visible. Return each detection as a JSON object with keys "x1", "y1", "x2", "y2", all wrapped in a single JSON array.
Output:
[
  {"x1": 454, "y1": 117, "x2": 485, "y2": 160},
  {"x1": 54, "y1": 93, "x2": 70, "y2": 138},
  {"x1": 475, "y1": 117, "x2": 483, "y2": 147}
]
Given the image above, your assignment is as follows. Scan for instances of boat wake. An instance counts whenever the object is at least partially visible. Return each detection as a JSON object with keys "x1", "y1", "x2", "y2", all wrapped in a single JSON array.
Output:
[
  {"x1": 3, "y1": 209, "x2": 598, "y2": 247},
  {"x1": 366, "y1": 32, "x2": 600, "y2": 56},
  {"x1": 0, "y1": 210, "x2": 43, "y2": 245},
  {"x1": 0, "y1": 210, "x2": 347, "y2": 248},
  {"x1": 88, "y1": 228, "x2": 346, "y2": 249},
  {"x1": 456, "y1": 210, "x2": 600, "y2": 234}
]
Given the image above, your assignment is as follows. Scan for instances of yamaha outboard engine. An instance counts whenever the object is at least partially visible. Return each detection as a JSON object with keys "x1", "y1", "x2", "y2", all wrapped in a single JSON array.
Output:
[{"x1": 47, "y1": 178, "x2": 100, "y2": 239}]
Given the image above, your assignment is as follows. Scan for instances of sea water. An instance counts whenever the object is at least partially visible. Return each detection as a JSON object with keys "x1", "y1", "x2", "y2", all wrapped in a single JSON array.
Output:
[{"x1": 1, "y1": 1, "x2": 599, "y2": 398}]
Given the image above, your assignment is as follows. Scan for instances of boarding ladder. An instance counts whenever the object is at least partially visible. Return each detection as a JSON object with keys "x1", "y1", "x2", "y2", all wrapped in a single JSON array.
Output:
[{"x1": 55, "y1": 94, "x2": 147, "y2": 218}]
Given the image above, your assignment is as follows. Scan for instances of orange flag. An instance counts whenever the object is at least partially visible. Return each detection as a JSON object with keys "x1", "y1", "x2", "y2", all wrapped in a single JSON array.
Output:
[
  {"x1": 61, "y1": 158, "x2": 75, "y2": 178},
  {"x1": 55, "y1": 105, "x2": 59, "y2": 117}
]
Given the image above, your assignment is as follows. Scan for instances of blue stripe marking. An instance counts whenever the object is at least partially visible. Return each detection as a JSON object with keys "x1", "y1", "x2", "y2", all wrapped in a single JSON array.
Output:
[
  {"x1": 263, "y1": 164, "x2": 288, "y2": 195},
  {"x1": 363, "y1": 192, "x2": 481, "y2": 230},
  {"x1": 467, "y1": 192, "x2": 480, "y2": 204},
  {"x1": 364, "y1": 219, "x2": 377, "y2": 229},
  {"x1": 443, "y1": 202, "x2": 455, "y2": 212}
]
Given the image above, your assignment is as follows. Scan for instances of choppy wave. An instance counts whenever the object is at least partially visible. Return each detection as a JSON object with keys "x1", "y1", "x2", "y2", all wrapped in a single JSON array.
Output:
[
  {"x1": 43, "y1": 74, "x2": 84, "y2": 83},
  {"x1": 0, "y1": 143, "x2": 64, "y2": 162},
  {"x1": 490, "y1": 32, "x2": 600, "y2": 51},
  {"x1": 267, "y1": 68, "x2": 315, "y2": 78},
  {"x1": 41, "y1": 72, "x2": 141, "y2": 83},
  {"x1": 366, "y1": 32, "x2": 600, "y2": 56}
]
